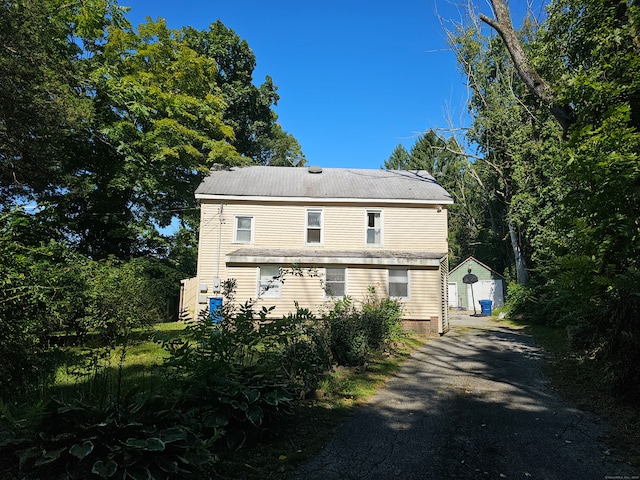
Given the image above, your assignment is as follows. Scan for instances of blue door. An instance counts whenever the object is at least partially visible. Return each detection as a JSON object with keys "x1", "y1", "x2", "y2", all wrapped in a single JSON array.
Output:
[{"x1": 209, "y1": 297, "x2": 223, "y2": 323}]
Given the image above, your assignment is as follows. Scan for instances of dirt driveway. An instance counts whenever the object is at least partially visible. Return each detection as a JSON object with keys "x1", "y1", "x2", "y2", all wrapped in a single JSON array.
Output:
[{"x1": 292, "y1": 312, "x2": 636, "y2": 480}]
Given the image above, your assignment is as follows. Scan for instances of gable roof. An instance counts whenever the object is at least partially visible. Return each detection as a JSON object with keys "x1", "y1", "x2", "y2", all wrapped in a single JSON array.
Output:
[
  {"x1": 449, "y1": 256, "x2": 506, "y2": 279},
  {"x1": 195, "y1": 166, "x2": 453, "y2": 204}
]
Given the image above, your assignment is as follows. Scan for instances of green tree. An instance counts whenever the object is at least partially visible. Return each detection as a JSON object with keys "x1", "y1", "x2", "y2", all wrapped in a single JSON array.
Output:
[
  {"x1": 25, "y1": 16, "x2": 304, "y2": 260},
  {"x1": 0, "y1": 0, "x2": 126, "y2": 204},
  {"x1": 447, "y1": 11, "x2": 568, "y2": 282},
  {"x1": 476, "y1": 0, "x2": 640, "y2": 399},
  {"x1": 384, "y1": 144, "x2": 411, "y2": 170},
  {"x1": 183, "y1": 20, "x2": 304, "y2": 166}
]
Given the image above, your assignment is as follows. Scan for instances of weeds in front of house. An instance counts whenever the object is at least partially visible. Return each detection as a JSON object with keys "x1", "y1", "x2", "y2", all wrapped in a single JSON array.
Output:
[{"x1": 0, "y1": 279, "x2": 424, "y2": 479}]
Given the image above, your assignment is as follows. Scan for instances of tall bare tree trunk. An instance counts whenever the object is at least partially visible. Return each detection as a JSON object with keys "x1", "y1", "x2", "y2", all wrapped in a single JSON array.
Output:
[
  {"x1": 507, "y1": 215, "x2": 528, "y2": 284},
  {"x1": 480, "y1": 0, "x2": 575, "y2": 132}
]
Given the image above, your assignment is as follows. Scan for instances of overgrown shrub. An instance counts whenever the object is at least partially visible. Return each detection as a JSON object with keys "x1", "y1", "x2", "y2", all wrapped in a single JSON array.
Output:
[
  {"x1": 360, "y1": 289, "x2": 403, "y2": 350},
  {"x1": 0, "y1": 211, "x2": 182, "y2": 399},
  {"x1": 162, "y1": 281, "x2": 329, "y2": 450},
  {"x1": 324, "y1": 290, "x2": 403, "y2": 367},
  {"x1": 325, "y1": 297, "x2": 368, "y2": 366},
  {"x1": 508, "y1": 263, "x2": 640, "y2": 404}
]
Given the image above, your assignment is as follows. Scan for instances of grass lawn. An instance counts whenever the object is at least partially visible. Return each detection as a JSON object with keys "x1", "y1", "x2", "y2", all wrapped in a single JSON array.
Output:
[{"x1": 53, "y1": 321, "x2": 187, "y2": 398}]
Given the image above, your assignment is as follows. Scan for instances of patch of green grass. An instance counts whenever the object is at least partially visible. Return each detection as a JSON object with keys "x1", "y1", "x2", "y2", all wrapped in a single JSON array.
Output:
[
  {"x1": 496, "y1": 314, "x2": 640, "y2": 468},
  {"x1": 52, "y1": 321, "x2": 187, "y2": 396},
  {"x1": 209, "y1": 333, "x2": 430, "y2": 480}
]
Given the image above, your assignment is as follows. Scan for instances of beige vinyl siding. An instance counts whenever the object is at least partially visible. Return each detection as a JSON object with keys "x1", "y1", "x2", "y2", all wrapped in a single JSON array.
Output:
[
  {"x1": 198, "y1": 201, "x2": 447, "y2": 252},
  {"x1": 227, "y1": 264, "x2": 326, "y2": 317},
  {"x1": 196, "y1": 200, "x2": 447, "y2": 321},
  {"x1": 346, "y1": 267, "x2": 388, "y2": 298},
  {"x1": 179, "y1": 277, "x2": 199, "y2": 319},
  {"x1": 400, "y1": 268, "x2": 442, "y2": 320},
  {"x1": 209, "y1": 263, "x2": 442, "y2": 322},
  {"x1": 384, "y1": 206, "x2": 448, "y2": 251}
]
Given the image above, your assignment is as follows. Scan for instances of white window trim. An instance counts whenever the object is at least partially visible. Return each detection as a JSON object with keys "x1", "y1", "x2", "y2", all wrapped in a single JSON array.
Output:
[
  {"x1": 258, "y1": 265, "x2": 281, "y2": 298},
  {"x1": 233, "y1": 215, "x2": 254, "y2": 244},
  {"x1": 388, "y1": 268, "x2": 409, "y2": 299},
  {"x1": 305, "y1": 208, "x2": 324, "y2": 245},
  {"x1": 365, "y1": 209, "x2": 383, "y2": 247},
  {"x1": 324, "y1": 267, "x2": 347, "y2": 298}
]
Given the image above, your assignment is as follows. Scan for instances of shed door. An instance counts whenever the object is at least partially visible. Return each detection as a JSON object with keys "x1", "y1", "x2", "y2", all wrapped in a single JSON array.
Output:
[
  {"x1": 448, "y1": 282, "x2": 458, "y2": 308},
  {"x1": 467, "y1": 280, "x2": 504, "y2": 310}
]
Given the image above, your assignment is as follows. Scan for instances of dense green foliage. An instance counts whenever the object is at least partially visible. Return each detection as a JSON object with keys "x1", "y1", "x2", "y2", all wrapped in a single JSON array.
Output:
[
  {"x1": 439, "y1": 0, "x2": 640, "y2": 401},
  {"x1": 0, "y1": 278, "x2": 403, "y2": 479},
  {"x1": 0, "y1": 211, "x2": 182, "y2": 396},
  {"x1": 0, "y1": 0, "x2": 304, "y2": 396},
  {"x1": 325, "y1": 290, "x2": 403, "y2": 367}
]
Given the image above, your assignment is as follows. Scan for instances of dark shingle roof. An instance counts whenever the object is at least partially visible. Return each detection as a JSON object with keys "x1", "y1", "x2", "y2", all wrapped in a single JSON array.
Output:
[{"x1": 195, "y1": 166, "x2": 452, "y2": 203}]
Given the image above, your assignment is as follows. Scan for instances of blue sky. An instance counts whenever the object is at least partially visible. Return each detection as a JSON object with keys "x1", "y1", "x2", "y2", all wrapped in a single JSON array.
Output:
[{"x1": 122, "y1": 1, "x2": 511, "y2": 169}]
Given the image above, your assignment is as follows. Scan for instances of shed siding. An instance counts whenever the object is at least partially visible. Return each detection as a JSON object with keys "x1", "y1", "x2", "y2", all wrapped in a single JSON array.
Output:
[{"x1": 448, "y1": 257, "x2": 506, "y2": 311}]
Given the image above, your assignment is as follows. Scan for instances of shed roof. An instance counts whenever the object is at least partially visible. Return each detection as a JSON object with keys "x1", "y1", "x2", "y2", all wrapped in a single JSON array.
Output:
[
  {"x1": 195, "y1": 166, "x2": 453, "y2": 204},
  {"x1": 449, "y1": 256, "x2": 506, "y2": 279}
]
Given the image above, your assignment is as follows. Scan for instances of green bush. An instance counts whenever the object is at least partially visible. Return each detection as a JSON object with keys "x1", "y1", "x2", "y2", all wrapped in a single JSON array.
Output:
[
  {"x1": 0, "y1": 393, "x2": 215, "y2": 480},
  {"x1": 325, "y1": 297, "x2": 368, "y2": 366},
  {"x1": 361, "y1": 289, "x2": 403, "y2": 350},
  {"x1": 162, "y1": 282, "x2": 329, "y2": 449},
  {"x1": 325, "y1": 290, "x2": 403, "y2": 367}
]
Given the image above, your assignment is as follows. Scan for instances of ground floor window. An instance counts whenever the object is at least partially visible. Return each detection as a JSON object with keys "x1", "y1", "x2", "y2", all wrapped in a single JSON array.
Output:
[
  {"x1": 388, "y1": 268, "x2": 409, "y2": 298},
  {"x1": 258, "y1": 265, "x2": 281, "y2": 298},
  {"x1": 325, "y1": 267, "x2": 346, "y2": 297}
]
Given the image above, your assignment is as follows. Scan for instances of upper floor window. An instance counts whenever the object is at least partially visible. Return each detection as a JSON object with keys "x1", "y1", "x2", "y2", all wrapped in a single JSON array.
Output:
[
  {"x1": 388, "y1": 268, "x2": 409, "y2": 298},
  {"x1": 258, "y1": 265, "x2": 281, "y2": 298},
  {"x1": 306, "y1": 209, "x2": 323, "y2": 245},
  {"x1": 325, "y1": 268, "x2": 346, "y2": 298},
  {"x1": 234, "y1": 216, "x2": 254, "y2": 243},
  {"x1": 366, "y1": 210, "x2": 382, "y2": 246}
]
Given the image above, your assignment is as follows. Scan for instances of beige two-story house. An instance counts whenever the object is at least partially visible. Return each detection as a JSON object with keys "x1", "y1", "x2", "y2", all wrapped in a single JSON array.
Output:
[{"x1": 180, "y1": 165, "x2": 453, "y2": 333}]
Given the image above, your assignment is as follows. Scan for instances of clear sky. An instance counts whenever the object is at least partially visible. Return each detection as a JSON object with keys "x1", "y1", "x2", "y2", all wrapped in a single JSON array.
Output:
[{"x1": 122, "y1": 1, "x2": 486, "y2": 169}]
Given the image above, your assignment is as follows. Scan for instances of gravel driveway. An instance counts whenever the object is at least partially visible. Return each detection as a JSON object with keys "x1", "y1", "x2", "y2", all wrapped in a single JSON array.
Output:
[{"x1": 292, "y1": 312, "x2": 636, "y2": 480}]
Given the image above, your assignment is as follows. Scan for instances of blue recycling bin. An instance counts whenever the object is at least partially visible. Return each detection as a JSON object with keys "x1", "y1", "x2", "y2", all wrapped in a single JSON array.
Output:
[
  {"x1": 479, "y1": 299, "x2": 493, "y2": 316},
  {"x1": 209, "y1": 297, "x2": 223, "y2": 323}
]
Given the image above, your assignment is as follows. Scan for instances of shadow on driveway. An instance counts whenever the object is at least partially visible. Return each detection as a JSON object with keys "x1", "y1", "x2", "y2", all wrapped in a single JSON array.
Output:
[{"x1": 292, "y1": 313, "x2": 635, "y2": 480}]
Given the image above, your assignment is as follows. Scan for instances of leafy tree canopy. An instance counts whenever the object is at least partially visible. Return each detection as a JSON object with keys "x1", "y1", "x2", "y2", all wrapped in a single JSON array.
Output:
[{"x1": 0, "y1": 1, "x2": 304, "y2": 260}]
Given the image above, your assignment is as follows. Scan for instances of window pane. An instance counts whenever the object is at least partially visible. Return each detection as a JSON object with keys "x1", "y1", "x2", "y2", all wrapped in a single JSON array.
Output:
[
  {"x1": 326, "y1": 282, "x2": 345, "y2": 297},
  {"x1": 260, "y1": 266, "x2": 279, "y2": 281},
  {"x1": 308, "y1": 211, "x2": 322, "y2": 227},
  {"x1": 389, "y1": 269, "x2": 408, "y2": 297},
  {"x1": 367, "y1": 212, "x2": 380, "y2": 228},
  {"x1": 367, "y1": 228, "x2": 381, "y2": 245},
  {"x1": 236, "y1": 229, "x2": 251, "y2": 242},
  {"x1": 307, "y1": 228, "x2": 321, "y2": 243},
  {"x1": 326, "y1": 268, "x2": 345, "y2": 282},
  {"x1": 389, "y1": 283, "x2": 408, "y2": 297},
  {"x1": 259, "y1": 266, "x2": 281, "y2": 297},
  {"x1": 237, "y1": 217, "x2": 252, "y2": 230},
  {"x1": 389, "y1": 269, "x2": 407, "y2": 281},
  {"x1": 325, "y1": 268, "x2": 345, "y2": 297}
]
